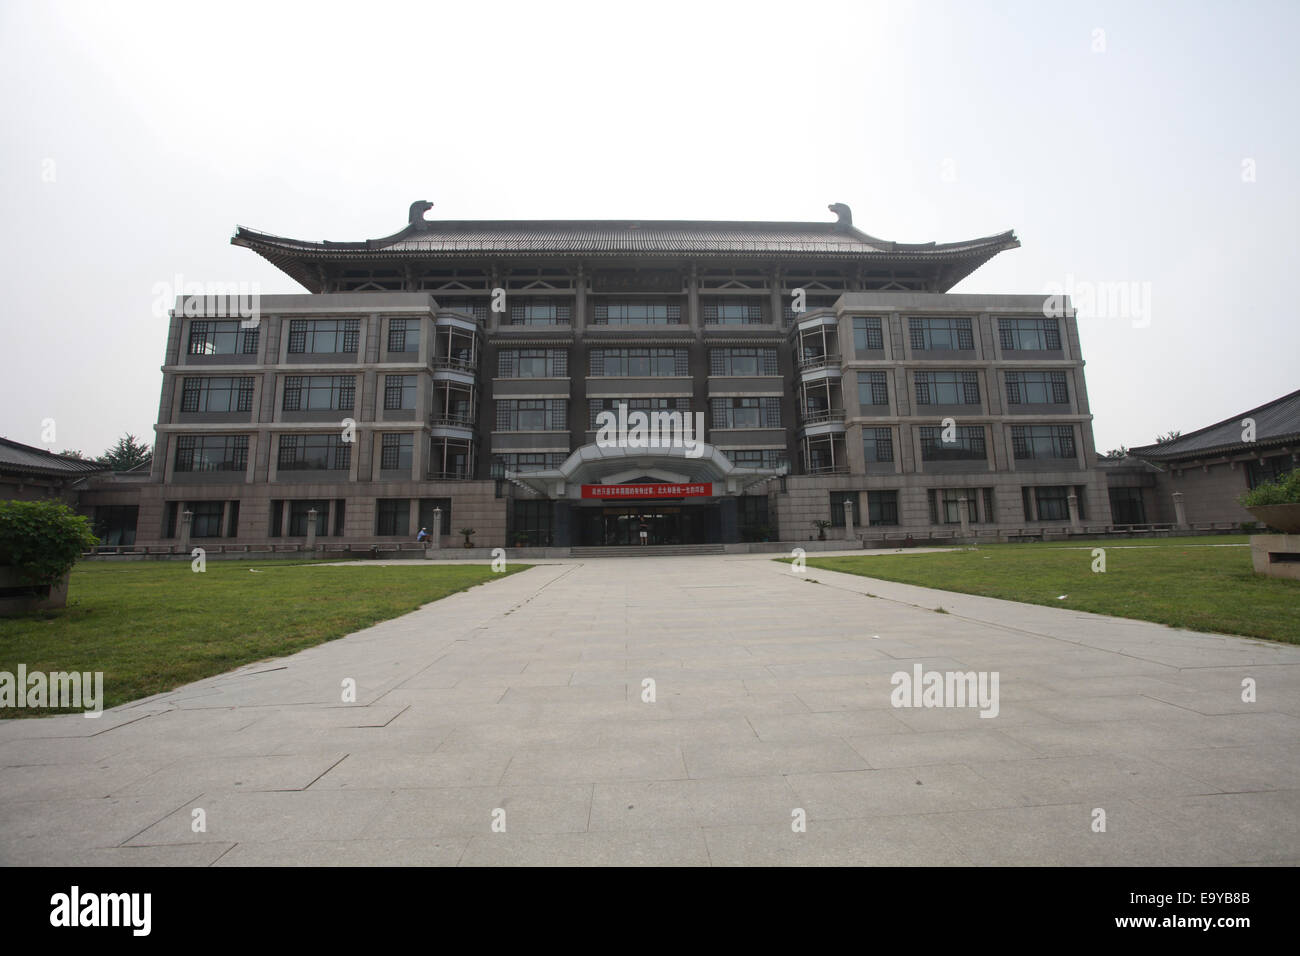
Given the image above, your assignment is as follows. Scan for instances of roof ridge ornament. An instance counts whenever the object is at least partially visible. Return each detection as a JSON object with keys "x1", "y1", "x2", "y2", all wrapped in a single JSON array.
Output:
[
  {"x1": 828, "y1": 202, "x2": 852, "y2": 229},
  {"x1": 408, "y1": 200, "x2": 434, "y2": 225}
]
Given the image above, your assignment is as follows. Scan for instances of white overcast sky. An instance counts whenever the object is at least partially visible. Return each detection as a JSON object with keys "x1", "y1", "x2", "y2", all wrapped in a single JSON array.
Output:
[{"x1": 2, "y1": 0, "x2": 1296, "y2": 456}]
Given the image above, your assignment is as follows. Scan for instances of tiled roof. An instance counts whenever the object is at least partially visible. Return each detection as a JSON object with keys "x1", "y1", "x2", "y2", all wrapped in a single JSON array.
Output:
[
  {"x1": 0, "y1": 438, "x2": 107, "y2": 478},
  {"x1": 1129, "y1": 389, "x2": 1300, "y2": 461}
]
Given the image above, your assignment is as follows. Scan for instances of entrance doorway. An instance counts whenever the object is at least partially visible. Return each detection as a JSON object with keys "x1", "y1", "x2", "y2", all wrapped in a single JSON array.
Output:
[{"x1": 576, "y1": 505, "x2": 717, "y2": 545}]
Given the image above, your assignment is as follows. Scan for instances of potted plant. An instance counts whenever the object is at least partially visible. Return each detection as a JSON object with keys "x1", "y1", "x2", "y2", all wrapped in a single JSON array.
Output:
[
  {"x1": 460, "y1": 527, "x2": 476, "y2": 548},
  {"x1": 1237, "y1": 468, "x2": 1300, "y2": 532},
  {"x1": 0, "y1": 500, "x2": 98, "y2": 615},
  {"x1": 812, "y1": 519, "x2": 831, "y2": 541}
]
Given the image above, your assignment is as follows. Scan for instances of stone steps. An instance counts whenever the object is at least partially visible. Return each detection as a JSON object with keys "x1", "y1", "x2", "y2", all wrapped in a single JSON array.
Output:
[{"x1": 568, "y1": 544, "x2": 726, "y2": 558}]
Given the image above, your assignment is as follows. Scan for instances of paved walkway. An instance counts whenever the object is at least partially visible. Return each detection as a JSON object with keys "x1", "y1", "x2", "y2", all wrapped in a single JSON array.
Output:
[{"x1": 2, "y1": 554, "x2": 1297, "y2": 866}]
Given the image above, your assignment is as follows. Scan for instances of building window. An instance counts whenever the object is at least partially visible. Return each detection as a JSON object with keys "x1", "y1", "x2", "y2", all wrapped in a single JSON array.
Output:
[
  {"x1": 491, "y1": 453, "x2": 568, "y2": 477},
  {"x1": 853, "y1": 316, "x2": 884, "y2": 352},
  {"x1": 858, "y1": 371, "x2": 889, "y2": 408},
  {"x1": 914, "y1": 371, "x2": 980, "y2": 406},
  {"x1": 380, "y1": 433, "x2": 414, "y2": 471},
  {"x1": 1028, "y1": 485, "x2": 1078, "y2": 521},
  {"x1": 1006, "y1": 371, "x2": 1068, "y2": 405},
  {"x1": 726, "y1": 449, "x2": 787, "y2": 470},
  {"x1": 387, "y1": 318, "x2": 419, "y2": 353},
  {"x1": 591, "y1": 299, "x2": 682, "y2": 325},
  {"x1": 287, "y1": 319, "x2": 359, "y2": 354},
  {"x1": 288, "y1": 500, "x2": 330, "y2": 536},
  {"x1": 188, "y1": 321, "x2": 259, "y2": 356},
  {"x1": 1109, "y1": 486, "x2": 1146, "y2": 524},
  {"x1": 498, "y1": 348, "x2": 568, "y2": 378},
  {"x1": 376, "y1": 499, "x2": 410, "y2": 536},
  {"x1": 869, "y1": 491, "x2": 899, "y2": 526},
  {"x1": 509, "y1": 298, "x2": 572, "y2": 326},
  {"x1": 278, "y1": 434, "x2": 352, "y2": 471},
  {"x1": 910, "y1": 317, "x2": 974, "y2": 351},
  {"x1": 283, "y1": 375, "x2": 355, "y2": 412},
  {"x1": 384, "y1": 375, "x2": 417, "y2": 410},
  {"x1": 496, "y1": 399, "x2": 567, "y2": 431},
  {"x1": 863, "y1": 427, "x2": 894, "y2": 463},
  {"x1": 188, "y1": 501, "x2": 226, "y2": 538},
  {"x1": 709, "y1": 347, "x2": 778, "y2": 376},
  {"x1": 928, "y1": 488, "x2": 995, "y2": 524},
  {"x1": 919, "y1": 425, "x2": 987, "y2": 462},
  {"x1": 588, "y1": 398, "x2": 689, "y2": 430},
  {"x1": 181, "y1": 377, "x2": 255, "y2": 413},
  {"x1": 701, "y1": 297, "x2": 764, "y2": 324},
  {"x1": 1246, "y1": 455, "x2": 1292, "y2": 489},
  {"x1": 589, "y1": 348, "x2": 687, "y2": 377},
  {"x1": 92, "y1": 505, "x2": 138, "y2": 546},
  {"x1": 711, "y1": 397, "x2": 781, "y2": 429},
  {"x1": 174, "y1": 435, "x2": 248, "y2": 472},
  {"x1": 999, "y1": 318, "x2": 1061, "y2": 351},
  {"x1": 829, "y1": 491, "x2": 857, "y2": 527},
  {"x1": 1012, "y1": 425, "x2": 1076, "y2": 460},
  {"x1": 510, "y1": 499, "x2": 553, "y2": 546},
  {"x1": 418, "y1": 498, "x2": 453, "y2": 534},
  {"x1": 438, "y1": 298, "x2": 489, "y2": 322}
]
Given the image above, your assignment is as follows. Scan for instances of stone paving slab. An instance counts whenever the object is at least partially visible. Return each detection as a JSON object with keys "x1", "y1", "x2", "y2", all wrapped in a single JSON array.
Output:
[{"x1": 1, "y1": 553, "x2": 1297, "y2": 866}]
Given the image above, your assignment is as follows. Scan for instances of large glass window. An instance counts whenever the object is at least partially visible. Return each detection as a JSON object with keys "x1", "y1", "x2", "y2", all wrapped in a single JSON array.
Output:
[
  {"x1": 188, "y1": 321, "x2": 259, "y2": 355},
  {"x1": 919, "y1": 425, "x2": 987, "y2": 462},
  {"x1": 383, "y1": 375, "x2": 417, "y2": 410},
  {"x1": 910, "y1": 317, "x2": 974, "y2": 351},
  {"x1": 588, "y1": 398, "x2": 689, "y2": 430},
  {"x1": 283, "y1": 375, "x2": 355, "y2": 411},
  {"x1": 376, "y1": 499, "x2": 410, "y2": 536},
  {"x1": 1006, "y1": 371, "x2": 1068, "y2": 405},
  {"x1": 726, "y1": 449, "x2": 787, "y2": 470},
  {"x1": 188, "y1": 501, "x2": 226, "y2": 538},
  {"x1": 387, "y1": 318, "x2": 420, "y2": 353},
  {"x1": 709, "y1": 348, "x2": 778, "y2": 376},
  {"x1": 288, "y1": 500, "x2": 330, "y2": 536},
  {"x1": 1012, "y1": 425, "x2": 1076, "y2": 460},
  {"x1": 711, "y1": 397, "x2": 781, "y2": 429},
  {"x1": 181, "y1": 377, "x2": 255, "y2": 413},
  {"x1": 278, "y1": 434, "x2": 352, "y2": 471},
  {"x1": 853, "y1": 316, "x2": 884, "y2": 352},
  {"x1": 492, "y1": 453, "x2": 568, "y2": 477},
  {"x1": 868, "y1": 491, "x2": 899, "y2": 526},
  {"x1": 830, "y1": 491, "x2": 857, "y2": 527},
  {"x1": 702, "y1": 297, "x2": 764, "y2": 324},
  {"x1": 418, "y1": 498, "x2": 453, "y2": 534},
  {"x1": 287, "y1": 319, "x2": 359, "y2": 354},
  {"x1": 863, "y1": 427, "x2": 894, "y2": 463},
  {"x1": 914, "y1": 371, "x2": 980, "y2": 406},
  {"x1": 929, "y1": 488, "x2": 995, "y2": 524},
  {"x1": 380, "y1": 433, "x2": 414, "y2": 471},
  {"x1": 858, "y1": 371, "x2": 889, "y2": 408},
  {"x1": 589, "y1": 348, "x2": 687, "y2": 377},
  {"x1": 999, "y1": 318, "x2": 1062, "y2": 351},
  {"x1": 509, "y1": 298, "x2": 572, "y2": 326},
  {"x1": 496, "y1": 399, "x2": 567, "y2": 431},
  {"x1": 498, "y1": 348, "x2": 567, "y2": 378},
  {"x1": 174, "y1": 435, "x2": 248, "y2": 472},
  {"x1": 591, "y1": 299, "x2": 682, "y2": 325}
]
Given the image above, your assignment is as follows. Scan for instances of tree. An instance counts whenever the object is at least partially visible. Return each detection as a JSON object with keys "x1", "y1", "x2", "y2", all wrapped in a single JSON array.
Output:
[
  {"x1": 1103, "y1": 446, "x2": 1129, "y2": 459},
  {"x1": 0, "y1": 500, "x2": 98, "y2": 587},
  {"x1": 56, "y1": 449, "x2": 88, "y2": 460},
  {"x1": 1155, "y1": 430, "x2": 1182, "y2": 445},
  {"x1": 97, "y1": 433, "x2": 152, "y2": 472}
]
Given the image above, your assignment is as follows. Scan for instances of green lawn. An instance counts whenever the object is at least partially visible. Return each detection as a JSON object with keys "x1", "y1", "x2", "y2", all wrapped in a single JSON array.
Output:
[
  {"x1": 0, "y1": 560, "x2": 528, "y2": 715},
  {"x1": 797, "y1": 537, "x2": 1299, "y2": 644}
]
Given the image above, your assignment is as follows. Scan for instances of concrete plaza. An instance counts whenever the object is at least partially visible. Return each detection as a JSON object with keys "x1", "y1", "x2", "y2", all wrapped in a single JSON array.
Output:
[{"x1": 2, "y1": 552, "x2": 1298, "y2": 866}]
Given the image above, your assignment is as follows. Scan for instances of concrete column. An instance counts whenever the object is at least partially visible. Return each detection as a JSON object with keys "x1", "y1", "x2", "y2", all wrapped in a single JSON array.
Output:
[
  {"x1": 843, "y1": 497, "x2": 856, "y2": 541},
  {"x1": 958, "y1": 496, "x2": 971, "y2": 537},
  {"x1": 1067, "y1": 493, "x2": 1081, "y2": 530},
  {"x1": 179, "y1": 509, "x2": 193, "y2": 555},
  {"x1": 1172, "y1": 491, "x2": 1188, "y2": 529},
  {"x1": 305, "y1": 508, "x2": 318, "y2": 552},
  {"x1": 430, "y1": 507, "x2": 443, "y2": 549}
]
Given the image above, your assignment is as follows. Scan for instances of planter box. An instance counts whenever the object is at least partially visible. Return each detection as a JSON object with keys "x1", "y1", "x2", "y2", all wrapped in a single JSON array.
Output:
[
  {"x1": 1246, "y1": 504, "x2": 1300, "y2": 534},
  {"x1": 0, "y1": 567, "x2": 70, "y2": 616}
]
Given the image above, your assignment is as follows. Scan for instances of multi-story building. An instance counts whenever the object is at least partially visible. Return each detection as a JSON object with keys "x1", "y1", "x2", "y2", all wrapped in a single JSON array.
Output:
[{"x1": 82, "y1": 201, "x2": 1114, "y2": 550}]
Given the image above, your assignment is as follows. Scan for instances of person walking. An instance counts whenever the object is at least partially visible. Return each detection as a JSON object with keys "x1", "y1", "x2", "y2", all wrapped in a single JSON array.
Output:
[{"x1": 638, "y1": 519, "x2": 649, "y2": 546}]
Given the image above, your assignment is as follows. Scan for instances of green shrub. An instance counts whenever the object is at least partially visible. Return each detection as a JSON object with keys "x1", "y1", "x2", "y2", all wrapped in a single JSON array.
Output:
[
  {"x1": 1238, "y1": 469, "x2": 1300, "y2": 507},
  {"x1": 0, "y1": 500, "x2": 98, "y2": 587}
]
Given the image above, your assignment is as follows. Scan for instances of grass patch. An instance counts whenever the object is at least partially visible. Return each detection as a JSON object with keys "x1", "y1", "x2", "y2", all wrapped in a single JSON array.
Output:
[
  {"x1": 0, "y1": 560, "x2": 528, "y2": 715},
  {"x1": 793, "y1": 537, "x2": 1298, "y2": 644}
]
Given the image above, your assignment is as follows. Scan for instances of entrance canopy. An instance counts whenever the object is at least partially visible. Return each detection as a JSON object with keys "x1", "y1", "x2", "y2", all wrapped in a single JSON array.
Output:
[{"x1": 504, "y1": 442, "x2": 785, "y2": 499}]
